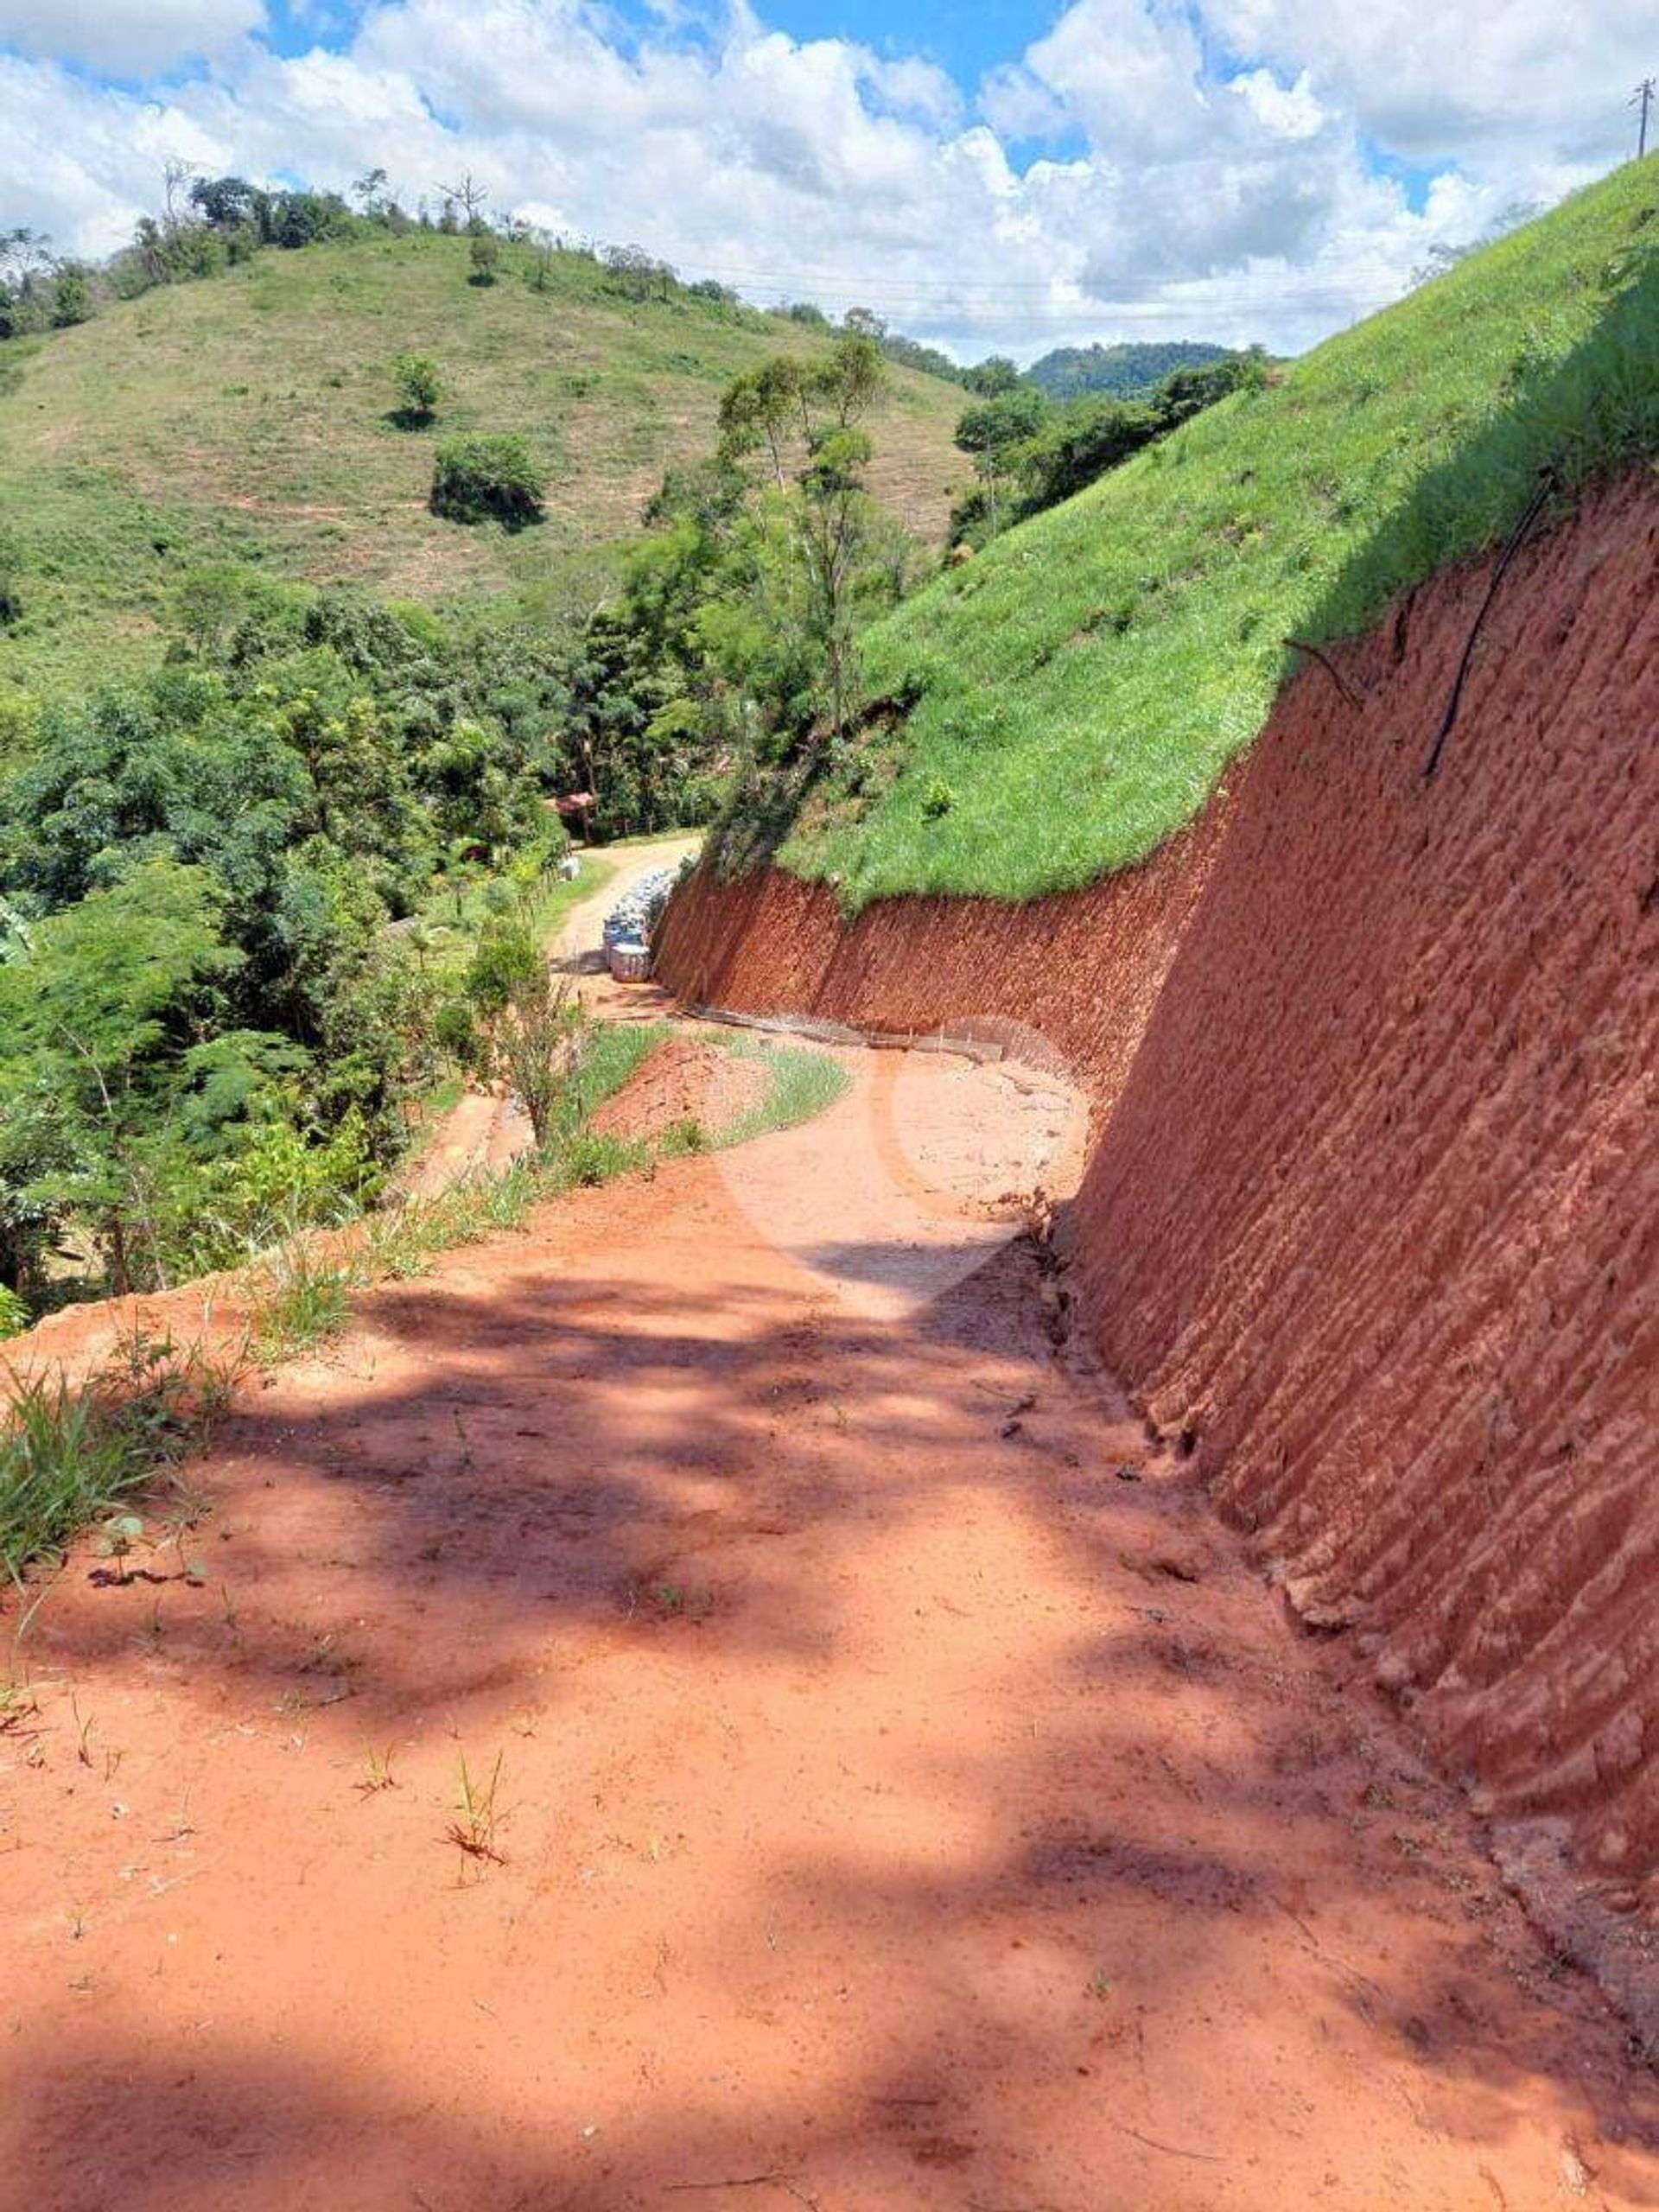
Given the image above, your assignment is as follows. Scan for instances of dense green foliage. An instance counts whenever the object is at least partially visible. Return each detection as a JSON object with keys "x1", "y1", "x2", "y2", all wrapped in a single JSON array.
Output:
[
  {"x1": 0, "y1": 329, "x2": 918, "y2": 1309},
  {"x1": 1025, "y1": 339, "x2": 1236, "y2": 400},
  {"x1": 392, "y1": 350, "x2": 442, "y2": 423},
  {"x1": 0, "y1": 579, "x2": 710, "y2": 1306},
  {"x1": 430, "y1": 434, "x2": 546, "y2": 526},
  {"x1": 950, "y1": 353, "x2": 1268, "y2": 544},
  {"x1": 713, "y1": 161, "x2": 1659, "y2": 906}
]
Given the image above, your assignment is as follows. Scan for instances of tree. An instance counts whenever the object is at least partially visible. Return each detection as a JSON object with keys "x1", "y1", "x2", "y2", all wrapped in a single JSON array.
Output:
[
  {"x1": 189, "y1": 175, "x2": 257, "y2": 231},
  {"x1": 602, "y1": 243, "x2": 666, "y2": 302},
  {"x1": 964, "y1": 355, "x2": 1021, "y2": 397},
  {"x1": 430, "y1": 435, "x2": 546, "y2": 526},
  {"x1": 525, "y1": 228, "x2": 560, "y2": 293},
  {"x1": 1016, "y1": 395, "x2": 1158, "y2": 513},
  {"x1": 718, "y1": 334, "x2": 884, "y2": 493},
  {"x1": 173, "y1": 563, "x2": 251, "y2": 656},
  {"x1": 392, "y1": 351, "x2": 442, "y2": 423},
  {"x1": 468, "y1": 229, "x2": 500, "y2": 287},
  {"x1": 1153, "y1": 349, "x2": 1267, "y2": 427},
  {"x1": 954, "y1": 386, "x2": 1048, "y2": 533},
  {"x1": 0, "y1": 228, "x2": 51, "y2": 339},
  {"x1": 0, "y1": 861, "x2": 238, "y2": 1292},
  {"x1": 352, "y1": 167, "x2": 391, "y2": 218},
  {"x1": 439, "y1": 174, "x2": 490, "y2": 225},
  {"x1": 719, "y1": 359, "x2": 807, "y2": 489},
  {"x1": 793, "y1": 423, "x2": 880, "y2": 744},
  {"x1": 816, "y1": 333, "x2": 884, "y2": 430}
]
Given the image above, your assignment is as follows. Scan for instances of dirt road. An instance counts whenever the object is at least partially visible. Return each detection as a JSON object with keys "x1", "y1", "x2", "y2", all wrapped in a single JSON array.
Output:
[
  {"x1": 3, "y1": 1040, "x2": 1656, "y2": 2208},
  {"x1": 404, "y1": 834, "x2": 702, "y2": 1195}
]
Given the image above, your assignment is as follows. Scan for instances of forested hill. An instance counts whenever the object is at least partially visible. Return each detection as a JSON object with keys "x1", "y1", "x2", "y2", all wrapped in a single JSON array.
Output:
[
  {"x1": 0, "y1": 228, "x2": 966, "y2": 693},
  {"x1": 1026, "y1": 340, "x2": 1235, "y2": 399}
]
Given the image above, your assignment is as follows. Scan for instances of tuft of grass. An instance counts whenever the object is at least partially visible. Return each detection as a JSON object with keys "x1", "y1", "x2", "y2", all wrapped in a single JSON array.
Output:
[
  {"x1": 355, "y1": 1745, "x2": 398, "y2": 1796},
  {"x1": 251, "y1": 1238, "x2": 360, "y2": 1363},
  {"x1": 446, "y1": 1747, "x2": 506, "y2": 1866},
  {"x1": 727, "y1": 161, "x2": 1659, "y2": 907},
  {"x1": 0, "y1": 1327, "x2": 245, "y2": 1587},
  {"x1": 556, "y1": 1019, "x2": 668, "y2": 1127}
]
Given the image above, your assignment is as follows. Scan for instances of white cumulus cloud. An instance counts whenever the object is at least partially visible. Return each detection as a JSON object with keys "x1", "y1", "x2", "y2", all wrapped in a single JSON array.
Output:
[
  {"x1": 0, "y1": 0, "x2": 264, "y2": 77},
  {"x1": 0, "y1": 0, "x2": 1649, "y2": 358}
]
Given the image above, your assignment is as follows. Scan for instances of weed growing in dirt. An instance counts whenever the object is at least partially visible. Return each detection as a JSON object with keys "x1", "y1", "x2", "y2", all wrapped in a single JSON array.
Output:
[
  {"x1": 446, "y1": 1748, "x2": 507, "y2": 1867},
  {"x1": 0, "y1": 1328, "x2": 244, "y2": 1586},
  {"x1": 658, "y1": 1115, "x2": 709, "y2": 1156},
  {"x1": 251, "y1": 1238, "x2": 362, "y2": 1363},
  {"x1": 356, "y1": 1746, "x2": 398, "y2": 1796}
]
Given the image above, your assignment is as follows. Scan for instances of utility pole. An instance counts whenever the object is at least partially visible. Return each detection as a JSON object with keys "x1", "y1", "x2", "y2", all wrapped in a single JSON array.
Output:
[{"x1": 1634, "y1": 78, "x2": 1656, "y2": 160}]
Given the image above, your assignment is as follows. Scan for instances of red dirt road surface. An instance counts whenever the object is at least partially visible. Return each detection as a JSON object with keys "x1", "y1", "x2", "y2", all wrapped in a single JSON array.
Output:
[
  {"x1": 3, "y1": 1040, "x2": 1656, "y2": 2209},
  {"x1": 655, "y1": 475, "x2": 1659, "y2": 1957}
]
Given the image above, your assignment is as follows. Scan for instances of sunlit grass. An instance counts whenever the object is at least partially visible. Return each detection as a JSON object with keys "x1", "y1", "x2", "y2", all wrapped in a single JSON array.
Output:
[
  {"x1": 1, "y1": 1332, "x2": 244, "y2": 1585},
  {"x1": 0, "y1": 232, "x2": 963, "y2": 693},
  {"x1": 752, "y1": 161, "x2": 1659, "y2": 908}
]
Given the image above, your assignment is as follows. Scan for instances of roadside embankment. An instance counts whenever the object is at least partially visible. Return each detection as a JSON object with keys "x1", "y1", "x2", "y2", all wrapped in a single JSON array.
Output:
[{"x1": 655, "y1": 474, "x2": 1659, "y2": 1948}]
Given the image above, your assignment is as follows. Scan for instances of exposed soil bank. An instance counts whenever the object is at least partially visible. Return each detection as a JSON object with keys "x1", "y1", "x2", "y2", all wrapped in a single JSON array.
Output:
[
  {"x1": 657, "y1": 477, "x2": 1659, "y2": 1947},
  {"x1": 589, "y1": 1036, "x2": 769, "y2": 1143},
  {"x1": 656, "y1": 802, "x2": 1229, "y2": 1120}
]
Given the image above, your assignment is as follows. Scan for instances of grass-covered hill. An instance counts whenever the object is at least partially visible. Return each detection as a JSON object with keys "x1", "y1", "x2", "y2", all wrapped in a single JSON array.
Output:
[
  {"x1": 743, "y1": 159, "x2": 1658, "y2": 908},
  {"x1": 1026, "y1": 340, "x2": 1234, "y2": 400},
  {"x1": 0, "y1": 231, "x2": 967, "y2": 692}
]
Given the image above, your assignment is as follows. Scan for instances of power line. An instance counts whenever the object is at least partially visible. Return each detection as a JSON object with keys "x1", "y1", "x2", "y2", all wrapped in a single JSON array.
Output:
[
  {"x1": 663, "y1": 252, "x2": 1382, "y2": 305},
  {"x1": 664, "y1": 255, "x2": 1398, "y2": 320}
]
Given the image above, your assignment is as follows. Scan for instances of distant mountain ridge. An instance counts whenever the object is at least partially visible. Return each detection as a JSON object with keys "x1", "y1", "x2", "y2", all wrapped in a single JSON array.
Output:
[{"x1": 1027, "y1": 340, "x2": 1234, "y2": 399}]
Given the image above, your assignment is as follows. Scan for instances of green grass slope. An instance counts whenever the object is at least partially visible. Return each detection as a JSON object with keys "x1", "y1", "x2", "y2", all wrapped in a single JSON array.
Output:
[
  {"x1": 0, "y1": 232, "x2": 966, "y2": 692},
  {"x1": 766, "y1": 160, "x2": 1659, "y2": 908}
]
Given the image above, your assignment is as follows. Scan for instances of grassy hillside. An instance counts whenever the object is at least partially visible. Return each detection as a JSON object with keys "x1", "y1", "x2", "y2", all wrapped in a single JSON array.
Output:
[
  {"x1": 0, "y1": 232, "x2": 966, "y2": 691},
  {"x1": 1026, "y1": 340, "x2": 1233, "y2": 400},
  {"x1": 753, "y1": 159, "x2": 1658, "y2": 908}
]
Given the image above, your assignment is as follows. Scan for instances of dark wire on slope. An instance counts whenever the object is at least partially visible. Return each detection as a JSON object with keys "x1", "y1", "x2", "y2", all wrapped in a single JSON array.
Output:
[{"x1": 1422, "y1": 465, "x2": 1562, "y2": 781}]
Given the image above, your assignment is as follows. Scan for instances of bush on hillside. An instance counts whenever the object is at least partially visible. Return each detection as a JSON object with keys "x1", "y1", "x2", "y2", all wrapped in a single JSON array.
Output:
[
  {"x1": 429, "y1": 435, "x2": 545, "y2": 527},
  {"x1": 51, "y1": 267, "x2": 92, "y2": 327},
  {"x1": 392, "y1": 351, "x2": 442, "y2": 424}
]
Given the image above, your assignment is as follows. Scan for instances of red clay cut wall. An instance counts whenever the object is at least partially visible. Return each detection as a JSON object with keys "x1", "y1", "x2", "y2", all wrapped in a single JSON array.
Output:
[{"x1": 656, "y1": 476, "x2": 1659, "y2": 1942}]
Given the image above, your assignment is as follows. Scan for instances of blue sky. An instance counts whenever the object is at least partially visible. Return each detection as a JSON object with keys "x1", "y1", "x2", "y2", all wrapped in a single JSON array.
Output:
[
  {"x1": 760, "y1": 3, "x2": 1051, "y2": 77},
  {"x1": 2, "y1": 0, "x2": 1649, "y2": 358}
]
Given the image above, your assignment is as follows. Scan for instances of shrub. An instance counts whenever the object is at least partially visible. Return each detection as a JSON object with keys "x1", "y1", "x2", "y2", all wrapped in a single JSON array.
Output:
[
  {"x1": 430, "y1": 435, "x2": 545, "y2": 527},
  {"x1": 468, "y1": 232, "x2": 500, "y2": 287},
  {"x1": 52, "y1": 267, "x2": 92, "y2": 327},
  {"x1": 464, "y1": 925, "x2": 539, "y2": 1015},
  {"x1": 393, "y1": 351, "x2": 442, "y2": 423},
  {"x1": 433, "y1": 995, "x2": 480, "y2": 1067}
]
